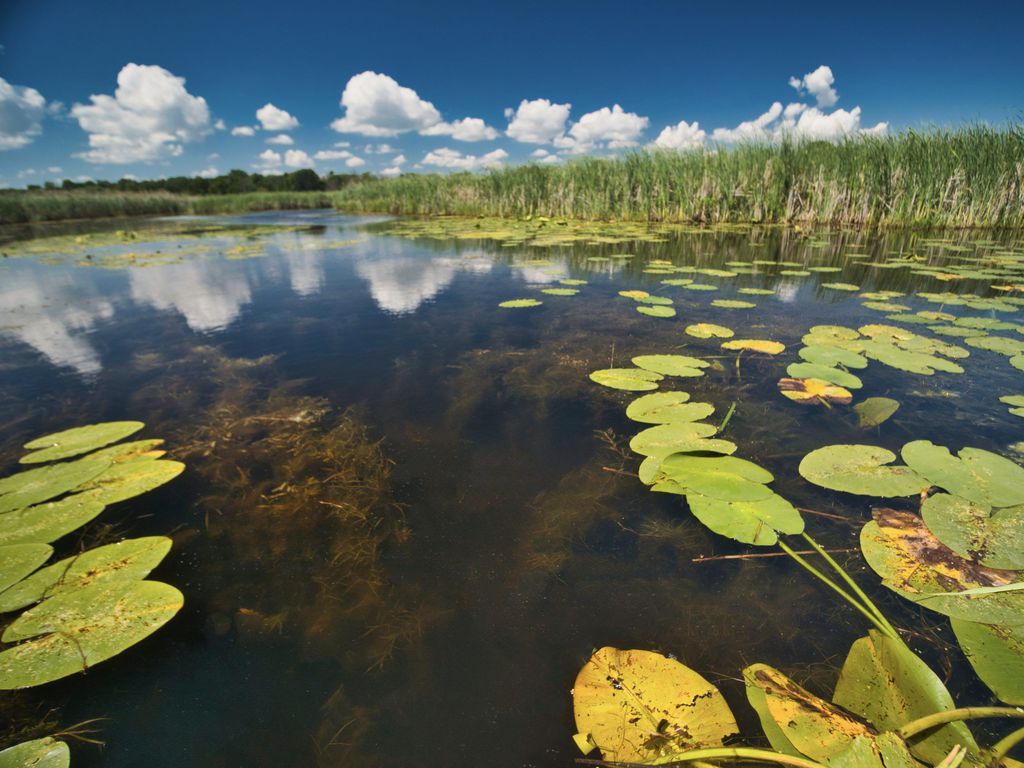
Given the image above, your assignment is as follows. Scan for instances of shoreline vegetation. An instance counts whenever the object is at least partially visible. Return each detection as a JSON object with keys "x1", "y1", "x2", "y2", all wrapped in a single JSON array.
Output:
[{"x1": 2, "y1": 126, "x2": 1022, "y2": 228}]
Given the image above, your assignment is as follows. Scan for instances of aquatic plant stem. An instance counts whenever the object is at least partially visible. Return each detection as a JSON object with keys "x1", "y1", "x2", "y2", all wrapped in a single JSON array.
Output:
[
  {"x1": 800, "y1": 532, "x2": 903, "y2": 644},
  {"x1": 990, "y1": 725, "x2": 1024, "y2": 761},
  {"x1": 777, "y1": 541, "x2": 898, "y2": 640},
  {"x1": 718, "y1": 402, "x2": 737, "y2": 432},
  {"x1": 896, "y1": 707, "x2": 1024, "y2": 740},
  {"x1": 576, "y1": 746, "x2": 829, "y2": 768}
]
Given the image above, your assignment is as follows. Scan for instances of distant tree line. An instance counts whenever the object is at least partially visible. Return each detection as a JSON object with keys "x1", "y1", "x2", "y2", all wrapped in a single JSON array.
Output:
[{"x1": 24, "y1": 169, "x2": 373, "y2": 195}]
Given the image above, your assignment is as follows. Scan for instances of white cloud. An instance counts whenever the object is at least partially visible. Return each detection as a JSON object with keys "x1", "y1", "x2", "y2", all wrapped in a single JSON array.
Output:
[
  {"x1": 0, "y1": 77, "x2": 48, "y2": 150},
  {"x1": 565, "y1": 104, "x2": 649, "y2": 152},
  {"x1": 711, "y1": 102, "x2": 784, "y2": 143},
  {"x1": 130, "y1": 260, "x2": 252, "y2": 333},
  {"x1": 711, "y1": 99, "x2": 886, "y2": 144},
  {"x1": 421, "y1": 147, "x2": 508, "y2": 171},
  {"x1": 231, "y1": 125, "x2": 257, "y2": 136},
  {"x1": 70, "y1": 63, "x2": 212, "y2": 163},
  {"x1": 214, "y1": 118, "x2": 226, "y2": 130},
  {"x1": 364, "y1": 143, "x2": 394, "y2": 154},
  {"x1": 284, "y1": 149, "x2": 314, "y2": 168},
  {"x1": 391, "y1": 153, "x2": 406, "y2": 165},
  {"x1": 194, "y1": 166, "x2": 219, "y2": 178},
  {"x1": 789, "y1": 65, "x2": 838, "y2": 108},
  {"x1": 334, "y1": 140, "x2": 351, "y2": 148},
  {"x1": 380, "y1": 166, "x2": 402, "y2": 177},
  {"x1": 530, "y1": 149, "x2": 560, "y2": 164},
  {"x1": 256, "y1": 103, "x2": 299, "y2": 131},
  {"x1": 47, "y1": 165, "x2": 63, "y2": 174},
  {"x1": 331, "y1": 71, "x2": 441, "y2": 136},
  {"x1": 420, "y1": 117, "x2": 499, "y2": 142},
  {"x1": 505, "y1": 98, "x2": 571, "y2": 144},
  {"x1": 255, "y1": 148, "x2": 282, "y2": 171},
  {"x1": 266, "y1": 133, "x2": 294, "y2": 145},
  {"x1": 345, "y1": 156, "x2": 365, "y2": 168},
  {"x1": 314, "y1": 149, "x2": 354, "y2": 160},
  {"x1": 652, "y1": 119, "x2": 706, "y2": 151}
]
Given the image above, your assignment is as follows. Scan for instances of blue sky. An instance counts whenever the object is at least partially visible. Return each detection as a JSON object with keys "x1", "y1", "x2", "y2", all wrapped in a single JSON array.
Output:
[{"x1": 1, "y1": 0, "x2": 1022, "y2": 187}]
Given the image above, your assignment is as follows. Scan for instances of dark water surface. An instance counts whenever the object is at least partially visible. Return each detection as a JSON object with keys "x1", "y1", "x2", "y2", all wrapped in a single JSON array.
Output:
[{"x1": 0, "y1": 212, "x2": 1021, "y2": 766}]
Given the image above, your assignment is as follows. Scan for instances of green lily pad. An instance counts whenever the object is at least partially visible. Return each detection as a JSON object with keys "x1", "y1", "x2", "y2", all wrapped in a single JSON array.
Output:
[
  {"x1": 20, "y1": 421, "x2": 144, "y2": 464},
  {"x1": 84, "y1": 439, "x2": 166, "y2": 464},
  {"x1": 0, "y1": 456, "x2": 110, "y2": 515},
  {"x1": 637, "y1": 295, "x2": 674, "y2": 306},
  {"x1": 589, "y1": 368, "x2": 663, "y2": 391},
  {"x1": 0, "y1": 494, "x2": 106, "y2": 547},
  {"x1": 833, "y1": 630, "x2": 978, "y2": 764},
  {"x1": 0, "y1": 579, "x2": 183, "y2": 689},
  {"x1": 629, "y1": 422, "x2": 719, "y2": 458},
  {"x1": 921, "y1": 493, "x2": 1024, "y2": 570},
  {"x1": 498, "y1": 299, "x2": 542, "y2": 308},
  {"x1": 685, "y1": 323, "x2": 733, "y2": 339},
  {"x1": 721, "y1": 339, "x2": 785, "y2": 355},
  {"x1": 687, "y1": 491, "x2": 803, "y2": 546},
  {"x1": 0, "y1": 536, "x2": 172, "y2": 614},
  {"x1": 966, "y1": 335, "x2": 1024, "y2": 356},
  {"x1": 76, "y1": 460, "x2": 185, "y2": 506},
  {"x1": 0, "y1": 543, "x2": 52, "y2": 594},
  {"x1": 1011, "y1": 354, "x2": 1024, "y2": 371},
  {"x1": 657, "y1": 455, "x2": 773, "y2": 501},
  {"x1": 540, "y1": 288, "x2": 578, "y2": 296},
  {"x1": 636, "y1": 305, "x2": 676, "y2": 318},
  {"x1": 682, "y1": 283, "x2": 718, "y2": 291},
  {"x1": 632, "y1": 355, "x2": 709, "y2": 377},
  {"x1": 710, "y1": 299, "x2": 756, "y2": 309},
  {"x1": 951, "y1": 618, "x2": 1024, "y2": 705},
  {"x1": 799, "y1": 445, "x2": 926, "y2": 497},
  {"x1": 786, "y1": 363, "x2": 863, "y2": 389},
  {"x1": 625, "y1": 392, "x2": 715, "y2": 424},
  {"x1": 864, "y1": 301, "x2": 911, "y2": 312},
  {"x1": 0, "y1": 737, "x2": 69, "y2": 768},
  {"x1": 799, "y1": 345, "x2": 868, "y2": 369},
  {"x1": 822, "y1": 283, "x2": 860, "y2": 291},
  {"x1": 853, "y1": 397, "x2": 900, "y2": 428},
  {"x1": 738, "y1": 288, "x2": 774, "y2": 295},
  {"x1": 901, "y1": 440, "x2": 1024, "y2": 507}
]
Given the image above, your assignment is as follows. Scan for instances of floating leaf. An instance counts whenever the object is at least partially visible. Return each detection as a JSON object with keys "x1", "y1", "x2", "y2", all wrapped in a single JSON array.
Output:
[
  {"x1": 965, "y1": 335, "x2": 1024, "y2": 356},
  {"x1": 833, "y1": 630, "x2": 978, "y2": 764},
  {"x1": 738, "y1": 288, "x2": 775, "y2": 295},
  {"x1": 799, "y1": 345, "x2": 868, "y2": 369},
  {"x1": 559, "y1": 278, "x2": 587, "y2": 285},
  {"x1": 0, "y1": 579, "x2": 183, "y2": 689},
  {"x1": 950, "y1": 618, "x2": 1024, "y2": 705},
  {"x1": 625, "y1": 393, "x2": 715, "y2": 424},
  {"x1": 687, "y1": 490, "x2": 803, "y2": 546},
  {"x1": 572, "y1": 647, "x2": 738, "y2": 761},
  {"x1": 921, "y1": 493, "x2": 1024, "y2": 570},
  {"x1": 798, "y1": 445, "x2": 925, "y2": 497},
  {"x1": 619, "y1": 290, "x2": 649, "y2": 299},
  {"x1": 1011, "y1": 354, "x2": 1024, "y2": 371},
  {"x1": 589, "y1": 368, "x2": 663, "y2": 391},
  {"x1": 778, "y1": 377, "x2": 853, "y2": 405},
  {"x1": 0, "y1": 536, "x2": 172, "y2": 614},
  {"x1": 0, "y1": 494, "x2": 106, "y2": 547},
  {"x1": 76, "y1": 460, "x2": 185, "y2": 506},
  {"x1": 498, "y1": 299, "x2": 542, "y2": 308},
  {"x1": 853, "y1": 398, "x2": 900, "y2": 428},
  {"x1": 629, "y1": 423, "x2": 719, "y2": 458},
  {"x1": 864, "y1": 301, "x2": 911, "y2": 312},
  {"x1": 540, "y1": 287, "x2": 578, "y2": 296},
  {"x1": 0, "y1": 543, "x2": 52, "y2": 594},
  {"x1": 0, "y1": 737, "x2": 69, "y2": 768},
  {"x1": 685, "y1": 323, "x2": 733, "y2": 339},
  {"x1": 632, "y1": 355, "x2": 709, "y2": 377},
  {"x1": 711, "y1": 299, "x2": 755, "y2": 309},
  {"x1": 85, "y1": 439, "x2": 166, "y2": 464},
  {"x1": 822, "y1": 283, "x2": 860, "y2": 291},
  {"x1": 637, "y1": 305, "x2": 676, "y2": 318},
  {"x1": 901, "y1": 440, "x2": 1024, "y2": 508},
  {"x1": 657, "y1": 455, "x2": 773, "y2": 501},
  {"x1": 0, "y1": 456, "x2": 110, "y2": 515},
  {"x1": 20, "y1": 421, "x2": 144, "y2": 464},
  {"x1": 786, "y1": 363, "x2": 862, "y2": 389},
  {"x1": 721, "y1": 339, "x2": 785, "y2": 355}
]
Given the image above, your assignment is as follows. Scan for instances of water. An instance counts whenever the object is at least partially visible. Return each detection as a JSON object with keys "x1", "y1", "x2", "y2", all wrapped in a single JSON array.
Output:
[{"x1": 0, "y1": 212, "x2": 1020, "y2": 766}]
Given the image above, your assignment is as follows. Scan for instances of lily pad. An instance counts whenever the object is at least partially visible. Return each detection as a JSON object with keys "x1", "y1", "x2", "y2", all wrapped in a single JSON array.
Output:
[
  {"x1": 778, "y1": 378, "x2": 853, "y2": 406},
  {"x1": 687, "y1": 491, "x2": 803, "y2": 546},
  {"x1": 721, "y1": 339, "x2": 785, "y2": 355},
  {"x1": 85, "y1": 439, "x2": 166, "y2": 464},
  {"x1": 853, "y1": 398, "x2": 900, "y2": 428},
  {"x1": 798, "y1": 445, "x2": 926, "y2": 497},
  {"x1": 685, "y1": 323, "x2": 733, "y2": 339},
  {"x1": 20, "y1": 421, "x2": 144, "y2": 464},
  {"x1": 589, "y1": 368, "x2": 663, "y2": 391},
  {"x1": 657, "y1": 454, "x2": 773, "y2": 501},
  {"x1": 901, "y1": 440, "x2": 1024, "y2": 508},
  {"x1": 0, "y1": 543, "x2": 52, "y2": 594},
  {"x1": 822, "y1": 283, "x2": 860, "y2": 291},
  {"x1": 632, "y1": 355, "x2": 709, "y2": 377},
  {"x1": 0, "y1": 536, "x2": 172, "y2": 614},
  {"x1": 498, "y1": 299, "x2": 542, "y2": 308},
  {"x1": 799, "y1": 345, "x2": 868, "y2": 369},
  {"x1": 0, "y1": 494, "x2": 106, "y2": 547},
  {"x1": 636, "y1": 305, "x2": 676, "y2": 318},
  {"x1": 619, "y1": 290, "x2": 649, "y2": 299},
  {"x1": 951, "y1": 618, "x2": 1024, "y2": 705},
  {"x1": 0, "y1": 456, "x2": 110, "y2": 515},
  {"x1": 572, "y1": 647, "x2": 738, "y2": 761},
  {"x1": 540, "y1": 288, "x2": 578, "y2": 296},
  {"x1": 0, "y1": 737, "x2": 69, "y2": 768},
  {"x1": 629, "y1": 422, "x2": 719, "y2": 458},
  {"x1": 0, "y1": 579, "x2": 183, "y2": 689},
  {"x1": 76, "y1": 460, "x2": 185, "y2": 506},
  {"x1": 921, "y1": 493, "x2": 1024, "y2": 570},
  {"x1": 710, "y1": 299, "x2": 755, "y2": 309},
  {"x1": 786, "y1": 363, "x2": 863, "y2": 389},
  {"x1": 625, "y1": 392, "x2": 715, "y2": 424}
]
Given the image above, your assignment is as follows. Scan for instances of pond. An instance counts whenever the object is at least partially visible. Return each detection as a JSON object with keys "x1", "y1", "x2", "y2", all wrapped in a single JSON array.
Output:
[{"x1": 0, "y1": 211, "x2": 1022, "y2": 766}]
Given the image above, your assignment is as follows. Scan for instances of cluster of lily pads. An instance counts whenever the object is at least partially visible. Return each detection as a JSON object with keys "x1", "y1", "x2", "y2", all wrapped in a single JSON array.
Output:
[{"x1": 0, "y1": 421, "x2": 185, "y2": 762}]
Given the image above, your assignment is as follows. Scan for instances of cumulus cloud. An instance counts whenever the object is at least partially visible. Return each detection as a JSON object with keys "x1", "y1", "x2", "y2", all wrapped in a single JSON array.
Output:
[
  {"x1": 420, "y1": 117, "x2": 499, "y2": 141},
  {"x1": 530, "y1": 149, "x2": 560, "y2": 164},
  {"x1": 789, "y1": 65, "x2": 838, "y2": 108},
  {"x1": 652, "y1": 119, "x2": 707, "y2": 151},
  {"x1": 71, "y1": 63, "x2": 212, "y2": 163},
  {"x1": 364, "y1": 143, "x2": 394, "y2": 154},
  {"x1": 0, "y1": 77, "x2": 48, "y2": 150},
  {"x1": 711, "y1": 99, "x2": 886, "y2": 143},
  {"x1": 711, "y1": 102, "x2": 785, "y2": 143},
  {"x1": 345, "y1": 156, "x2": 365, "y2": 168},
  {"x1": 284, "y1": 149, "x2": 314, "y2": 168},
  {"x1": 256, "y1": 103, "x2": 299, "y2": 131},
  {"x1": 254, "y1": 149, "x2": 282, "y2": 171},
  {"x1": 564, "y1": 104, "x2": 649, "y2": 152},
  {"x1": 380, "y1": 153, "x2": 406, "y2": 176},
  {"x1": 505, "y1": 98, "x2": 571, "y2": 144},
  {"x1": 421, "y1": 147, "x2": 508, "y2": 171},
  {"x1": 194, "y1": 166, "x2": 219, "y2": 178},
  {"x1": 231, "y1": 125, "x2": 256, "y2": 136},
  {"x1": 314, "y1": 149, "x2": 354, "y2": 160},
  {"x1": 331, "y1": 71, "x2": 441, "y2": 136},
  {"x1": 266, "y1": 134, "x2": 293, "y2": 145}
]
